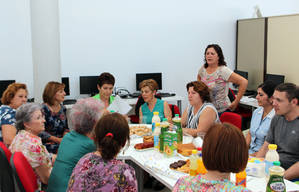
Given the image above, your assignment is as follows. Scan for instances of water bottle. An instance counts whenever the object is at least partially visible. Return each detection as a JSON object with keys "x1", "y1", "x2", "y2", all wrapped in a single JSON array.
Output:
[
  {"x1": 152, "y1": 111, "x2": 161, "y2": 132},
  {"x1": 172, "y1": 114, "x2": 182, "y2": 144}
]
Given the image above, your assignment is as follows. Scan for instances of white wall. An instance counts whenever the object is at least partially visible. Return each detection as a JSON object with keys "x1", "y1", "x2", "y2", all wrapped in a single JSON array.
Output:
[
  {"x1": 1, "y1": 0, "x2": 299, "y2": 108},
  {"x1": 0, "y1": 0, "x2": 33, "y2": 97},
  {"x1": 59, "y1": 0, "x2": 299, "y2": 109}
]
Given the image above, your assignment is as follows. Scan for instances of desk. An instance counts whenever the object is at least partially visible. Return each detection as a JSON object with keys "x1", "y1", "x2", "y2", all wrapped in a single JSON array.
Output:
[
  {"x1": 240, "y1": 96, "x2": 259, "y2": 109},
  {"x1": 118, "y1": 136, "x2": 299, "y2": 191}
]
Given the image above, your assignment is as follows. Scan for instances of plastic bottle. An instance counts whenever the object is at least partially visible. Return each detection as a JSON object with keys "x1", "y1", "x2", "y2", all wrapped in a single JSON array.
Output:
[
  {"x1": 172, "y1": 114, "x2": 182, "y2": 144},
  {"x1": 265, "y1": 144, "x2": 279, "y2": 178},
  {"x1": 153, "y1": 122, "x2": 161, "y2": 151},
  {"x1": 196, "y1": 148, "x2": 207, "y2": 175},
  {"x1": 152, "y1": 111, "x2": 161, "y2": 132},
  {"x1": 266, "y1": 161, "x2": 286, "y2": 192},
  {"x1": 236, "y1": 169, "x2": 247, "y2": 187},
  {"x1": 189, "y1": 150, "x2": 198, "y2": 176}
]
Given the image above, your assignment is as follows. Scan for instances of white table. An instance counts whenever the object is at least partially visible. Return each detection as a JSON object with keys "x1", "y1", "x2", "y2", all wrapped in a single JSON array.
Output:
[
  {"x1": 118, "y1": 137, "x2": 299, "y2": 191},
  {"x1": 240, "y1": 96, "x2": 259, "y2": 108}
]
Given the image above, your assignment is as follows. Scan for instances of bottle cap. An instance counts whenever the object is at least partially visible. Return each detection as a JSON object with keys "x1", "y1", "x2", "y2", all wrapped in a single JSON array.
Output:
[
  {"x1": 273, "y1": 161, "x2": 280, "y2": 166},
  {"x1": 192, "y1": 150, "x2": 197, "y2": 154},
  {"x1": 197, "y1": 147, "x2": 202, "y2": 151},
  {"x1": 162, "y1": 118, "x2": 168, "y2": 122},
  {"x1": 268, "y1": 144, "x2": 277, "y2": 150},
  {"x1": 110, "y1": 110, "x2": 115, "y2": 113},
  {"x1": 175, "y1": 114, "x2": 179, "y2": 117},
  {"x1": 155, "y1": 122, "x2": 160, "y2": 127},
  {"x1": 153, "y1": 111, "x2": 159, "y2": 115}
]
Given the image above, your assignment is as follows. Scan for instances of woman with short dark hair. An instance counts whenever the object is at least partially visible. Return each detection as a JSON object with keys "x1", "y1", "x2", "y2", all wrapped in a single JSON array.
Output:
[
  {"x1": 93, "y1": 72, "x2": 116, "y2": 108},
  {"x1": 67, "y1": 113, "x2": 137, "y2": 191},
  {"x1": 40, "y1": 81, "x2": 68, "y2": 153},
  {"x1": 181, "y1": 81, "x2": 219, "y2": 136},
  {"x1": 0, "y1": 83, "x2": 27, "y2": 146},
  {"x1": 173, "y1": 123, "x2": 250, "y2": 191}
]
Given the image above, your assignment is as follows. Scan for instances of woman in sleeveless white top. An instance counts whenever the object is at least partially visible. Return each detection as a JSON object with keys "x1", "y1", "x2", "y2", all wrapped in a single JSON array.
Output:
[{"x1": 181, "y1": 81, "x2": 219, "y2": 137}]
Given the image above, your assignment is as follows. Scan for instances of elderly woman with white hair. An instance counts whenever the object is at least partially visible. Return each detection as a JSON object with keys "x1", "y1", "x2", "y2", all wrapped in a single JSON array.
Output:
[
  {"x1": 47, "y1": 98, "x2": 106, "y2": 192},
  {"x1": 9, "y1": 103, "x2": 52, "y2": 189}
]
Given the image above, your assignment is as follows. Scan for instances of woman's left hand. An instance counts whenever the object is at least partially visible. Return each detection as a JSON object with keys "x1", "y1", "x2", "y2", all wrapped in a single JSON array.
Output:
[{"x1": 228, "y1": 100, "x2": 238, "y2": 111}]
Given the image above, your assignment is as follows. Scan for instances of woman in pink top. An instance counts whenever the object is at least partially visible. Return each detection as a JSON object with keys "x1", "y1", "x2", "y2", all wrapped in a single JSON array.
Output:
[{"x1": 198, "y1": 44, "x2": 248, "y2": 113}]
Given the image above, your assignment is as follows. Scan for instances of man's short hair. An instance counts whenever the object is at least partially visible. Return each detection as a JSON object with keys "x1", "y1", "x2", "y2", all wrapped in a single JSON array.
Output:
[{"x1": 275, "y1": 83, "x2": 299, "y2": 105}]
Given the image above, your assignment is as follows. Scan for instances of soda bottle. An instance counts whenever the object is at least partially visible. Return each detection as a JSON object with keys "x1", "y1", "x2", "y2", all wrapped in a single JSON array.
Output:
[
  {"x1": 189, "y1": 150, "x2": 198, "y2": 176},
  {"x1": 266, "y1": 161, "x2": 286, "y2": 192},
  {"x1": 265, "y1": 144, "x2": 279, "y2": 178},
  {"x1": 236, "y1": 169, "x2": 247, "y2": 187},
  {"x1": 172, "y1": 114, "x2": 182, "y2": 144}
]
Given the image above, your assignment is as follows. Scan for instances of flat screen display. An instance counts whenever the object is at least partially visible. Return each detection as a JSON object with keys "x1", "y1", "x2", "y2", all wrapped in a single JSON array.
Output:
[
  {"x1": 136, "y1": 73, "x2": 162, "y2": 91},
  {"x1": 233, "y1": 70, "x2": 248, "y2": 88},
  {"x1": 265, "y1": 74, "x2": 285, "y2": 87},
  {"x1": 0, "y1": 80, "x2": 16, "y2": 104},
  {"x1": 61, "y1": 77, "x2": 70, "y2": 96},
  {"x1": 79, "y1": 76, "x2": 98, "y2": 95}
]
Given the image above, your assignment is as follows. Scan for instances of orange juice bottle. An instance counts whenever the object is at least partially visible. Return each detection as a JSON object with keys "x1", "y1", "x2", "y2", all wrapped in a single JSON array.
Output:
[
  {"x1": 197, "y1": 152, "x2": 207, "y2": 175},
  {"x1": 189, "y1": 150, "x2": 198, "y2": 176},
  {"x1": 236, "y1": 169, "x2": 247, "y2": 187}
]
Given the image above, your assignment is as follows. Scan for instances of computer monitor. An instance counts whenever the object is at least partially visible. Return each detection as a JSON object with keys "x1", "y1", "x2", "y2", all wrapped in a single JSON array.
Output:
[
  {"x1": 136, "y1": 73, "x2": 162, "y2": 91},
  {"x1": 0, "y1": 80, "x2": 16, "y2": 104},
  {"x1": 265, "y1": 73, "x2": 285, "y2": 87},
  {"x1": 79, "y1": 76, "x2": 99, "y2": 95},
  {"x1": 233, "y1": 70, "x2": 248, "y2": 88},
  {"x1": 61, "y1": 77, "x2": 70, "y2": 96}
]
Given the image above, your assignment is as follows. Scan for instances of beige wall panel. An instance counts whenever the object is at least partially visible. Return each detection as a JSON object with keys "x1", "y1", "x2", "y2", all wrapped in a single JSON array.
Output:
[
  {"x1": 267, "y1": 15, "x2": 299, "y2": 85},
  {"x1": 237, "y1": 18, "x2": 265, "y2": 90}
]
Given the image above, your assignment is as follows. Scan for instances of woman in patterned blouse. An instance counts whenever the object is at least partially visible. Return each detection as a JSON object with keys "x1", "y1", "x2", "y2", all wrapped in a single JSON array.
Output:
[
  {"x1": 173, "y1": 123, "x2": 251, "y2": 192},
  {"x1": 0, "y1": 83, "x2": 27, "y2": 146},
  {"x1": 67, "y1": 113, "x2": 137, "y2": 192},
  {"x1": 10, "y1": 103, "x2": 52, "y2": 189},
  {"x1": 40, "y1": 81, "x2": 69, "y2": 153}
]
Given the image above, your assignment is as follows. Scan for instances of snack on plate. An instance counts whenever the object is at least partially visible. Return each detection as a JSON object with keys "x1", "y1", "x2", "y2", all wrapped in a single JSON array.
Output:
[
  {"x1": 170, "y1": 159, "x2": 190, "y2": 174},
  {"x1": 134, "y1": 142, "x2": 154, "y2": 150},
  {"x1": 130, "y1": 125, "x2": 151, "y2": 136},
  {"x1": 177, "y1": 143, "x2": 196, "y2": 156},
  {"x1": 143, "y1": 136, "x2": 154, "y2": 143}
]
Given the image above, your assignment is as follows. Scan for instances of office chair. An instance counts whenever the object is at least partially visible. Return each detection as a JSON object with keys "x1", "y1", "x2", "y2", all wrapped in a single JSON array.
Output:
[{"x1": 220, "y1": 112, "x2": 242, "y2": 130}]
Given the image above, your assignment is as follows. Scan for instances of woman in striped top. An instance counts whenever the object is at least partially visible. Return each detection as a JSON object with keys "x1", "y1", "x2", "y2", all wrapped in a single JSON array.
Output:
[{"x1": 181, "y1": 81, "x2": 219, "y2": 137}]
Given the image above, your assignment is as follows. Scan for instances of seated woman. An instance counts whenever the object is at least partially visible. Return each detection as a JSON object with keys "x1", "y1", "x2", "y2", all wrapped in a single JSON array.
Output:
[
  {"x1": 47, "y1": 98, "x2": 106, "y2": 192},
  {"x1": 181, "y1": 81, "x2": 219, "y2": 137},
  {"x1": 139, "y1": 79, "x2": 172, "y2": 124},
  {"x1": 9, "y1": 103, "x2": 52, "y2": 189},
  {"x1": 173, "y1": 123, "x2": 250, "y2": 192},
  {"x1": 93, "y1": 72, "x2": 115, "y2": 108},
  {"x1": 0, "y1": 83, "x2": 27, "y2": 146},
  {"x1": 246, "y1": 81, "x2": 276, "y2": 156},
  {"x1": 40, "y1": 81, "x2": 69, "y2": 153},
  {"x1": 67, "y1": 113, "x2": 137, "y2": 191}
]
